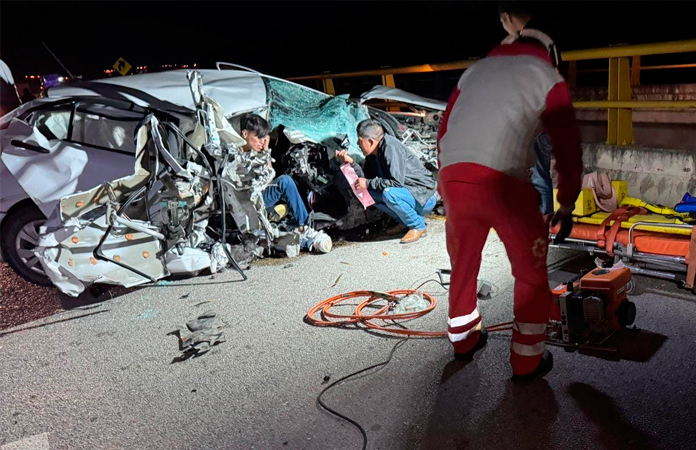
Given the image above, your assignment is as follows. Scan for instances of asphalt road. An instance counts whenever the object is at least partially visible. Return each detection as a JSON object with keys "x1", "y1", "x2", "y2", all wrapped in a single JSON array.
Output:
[{"x1": 2, "y1": 218, "x2": 695, "y2": 450}]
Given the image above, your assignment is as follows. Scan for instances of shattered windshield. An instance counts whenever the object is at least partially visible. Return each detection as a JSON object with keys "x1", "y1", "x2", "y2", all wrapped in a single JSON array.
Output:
[{"x1": 264, "y1": 78, "x2": 369, "y2": 161}]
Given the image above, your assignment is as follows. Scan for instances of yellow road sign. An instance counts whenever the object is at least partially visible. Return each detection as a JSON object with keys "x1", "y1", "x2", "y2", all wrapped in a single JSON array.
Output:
[{"x1": 113, "y1": 57, "x2": 132, "y2": 76}]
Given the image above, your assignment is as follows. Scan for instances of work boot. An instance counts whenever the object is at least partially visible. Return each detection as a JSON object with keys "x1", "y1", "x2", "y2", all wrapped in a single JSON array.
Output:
[
  {"x1": 386, "y1": 223, "x2": 407, "y2": 236},
  {"x1": 400, "y1": 228, "x2": 426, "y2": 244},
  {"x1": 511, "y1": 350, "x2": 554, "y2": 382},
  {"x1": 454, "y1": 328, "x2": 488, "y2": 361}
]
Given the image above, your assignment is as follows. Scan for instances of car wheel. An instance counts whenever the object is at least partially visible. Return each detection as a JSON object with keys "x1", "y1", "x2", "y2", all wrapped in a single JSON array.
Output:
[{"x1": 0, "y1": 203, "x2": 53, "y2": 286}]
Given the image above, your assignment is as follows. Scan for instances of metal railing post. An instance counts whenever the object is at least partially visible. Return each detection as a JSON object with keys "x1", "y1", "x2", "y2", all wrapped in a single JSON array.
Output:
[
  {"x1": 631, "y1": 55, "x2": 641, "y2": 86},
  {"x1": 617, "y1": 57, "x2": 634, "y2": 145},
  {"x1": 322, "y1": 77, "x2": 335, "y2": 95},
  {"x1": 381, "y1": 73, "x2": 398, "y2": 111},
  {"x1": 607, "y1": 57, "x2": 634, "y2": 145},
  {"x1": 608, "y1": 58, "x2": 618, "y2": 144}
]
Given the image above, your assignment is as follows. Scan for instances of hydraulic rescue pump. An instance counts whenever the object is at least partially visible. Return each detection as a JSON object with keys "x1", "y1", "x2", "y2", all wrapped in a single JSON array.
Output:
[{"x1": 549, "y1": 267, "x2": 637, "y2": 345}]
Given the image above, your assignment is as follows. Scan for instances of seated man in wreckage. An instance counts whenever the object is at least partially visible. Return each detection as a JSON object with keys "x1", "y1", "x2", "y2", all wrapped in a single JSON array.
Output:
[
  {"x1": 238, "y1": 113, "x2": 332, "y2": 253},
  {"x1": 335, "y1": 119, "x2": 438, "y2": 244}
]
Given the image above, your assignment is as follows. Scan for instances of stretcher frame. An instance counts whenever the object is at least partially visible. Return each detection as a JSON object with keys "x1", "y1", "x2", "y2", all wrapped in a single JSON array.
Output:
[{"x1": 550, "y1": 221, "x2": 695, "y2": 290}]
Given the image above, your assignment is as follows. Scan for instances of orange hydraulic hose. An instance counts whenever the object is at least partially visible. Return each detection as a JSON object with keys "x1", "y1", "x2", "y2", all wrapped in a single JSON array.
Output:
[
  {"x1": 307, "y1": 289, "x2": 515, "y2": 337},
  {"x1": 486, "y1": 321, "x2": 514, "y2": 331},
  {"x1": 355, "y1": 290, "x2": 445, "y2": 337},
  {"x1": 324, "y1": 289, "x2": 437, "y2": 320},
  {"x1": 306, "y1": 291, "x2": 392, "y2": 327}
]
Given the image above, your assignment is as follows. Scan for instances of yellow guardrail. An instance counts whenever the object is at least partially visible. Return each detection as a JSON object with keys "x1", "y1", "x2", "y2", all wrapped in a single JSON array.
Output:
[
  {"x1": 561, "y1": 40, "x2": 696, "y2": 61},
  {"x1": 289, "y1": 39, "x2": 696, "y2": 146},
  {"x1": 574, "y1": 101, "x2": 696, "y2": 109}
]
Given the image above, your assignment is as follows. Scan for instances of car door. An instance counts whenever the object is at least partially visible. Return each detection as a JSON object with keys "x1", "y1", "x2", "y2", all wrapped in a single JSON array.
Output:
[{"x1": 0, "y1": 100, "x2": 146, "y2": 217}]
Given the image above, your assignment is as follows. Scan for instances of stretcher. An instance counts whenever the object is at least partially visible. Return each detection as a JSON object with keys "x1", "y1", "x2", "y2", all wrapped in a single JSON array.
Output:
[{"x1": 549, "y1": 203, "x2": 696, "y2": 291}]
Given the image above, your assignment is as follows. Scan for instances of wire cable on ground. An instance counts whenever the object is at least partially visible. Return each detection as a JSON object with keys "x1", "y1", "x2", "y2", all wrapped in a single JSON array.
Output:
[
  {"x1": 317, "y1": 337, "x2": 409, "y2": 450},
  {"x1": 309, "y1": 278, "x2": 527, "y2": 450},
  {"x1": 312, "y1": 252, "x2": 587, "y2": 449}
]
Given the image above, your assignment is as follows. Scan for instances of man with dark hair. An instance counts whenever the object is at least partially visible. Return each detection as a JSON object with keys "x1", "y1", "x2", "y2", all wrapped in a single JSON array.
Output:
[
  {"x1": 498, "y1": 1, "x2": 534, "y2": 35},
  {"x1": 238, "y1": 113, "x2": 332, "y2": 253},
  {"x1": 499, "y1": 0, "x2": 557, "y2": 216},
  {"x1": 335, "y1": 119, "x2": 438, "y2": 244}
]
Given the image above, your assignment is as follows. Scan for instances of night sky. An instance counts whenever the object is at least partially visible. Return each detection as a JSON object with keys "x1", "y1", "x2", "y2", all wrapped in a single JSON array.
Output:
[{"x1": 1, "y1": 1, "x2": 694, "y2": 98}]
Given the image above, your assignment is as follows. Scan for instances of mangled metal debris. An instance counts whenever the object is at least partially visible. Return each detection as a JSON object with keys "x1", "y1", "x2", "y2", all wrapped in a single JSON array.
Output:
[
  {"x1": 1, "y1": 66, "x2": 445, "y2": 295},
  {"x1": 170, "y1": 310, "x2": 226, "y2": 359},
  {"x1": 4, "y1": 71, "x2": 308, "y2": 296}
]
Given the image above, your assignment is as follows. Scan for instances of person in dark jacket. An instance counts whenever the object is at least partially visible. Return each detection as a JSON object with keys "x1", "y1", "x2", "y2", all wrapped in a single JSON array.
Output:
[{"x1": 336, "y1": 119, "x2": 437, "y2": 244}]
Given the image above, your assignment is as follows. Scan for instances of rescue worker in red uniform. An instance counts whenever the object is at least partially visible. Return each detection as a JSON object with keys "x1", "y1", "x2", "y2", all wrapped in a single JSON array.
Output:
[{"x1": 436, "y1": 29, "x2": 582, "y2": 379}]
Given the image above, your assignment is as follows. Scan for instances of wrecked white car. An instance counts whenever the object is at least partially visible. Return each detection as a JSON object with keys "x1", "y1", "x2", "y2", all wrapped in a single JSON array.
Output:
[{"x1": 0, "y1": 68, "x2": 444, "y2": 294}]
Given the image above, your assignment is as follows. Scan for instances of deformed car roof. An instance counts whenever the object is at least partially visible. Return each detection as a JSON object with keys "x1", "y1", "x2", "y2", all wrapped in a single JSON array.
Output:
[
  {"x1": 359, "y1": 85, "x2": 446, "y2": 111},
  {"x1": 46, "y1": 69, "x2": 268, "y2": 116}
]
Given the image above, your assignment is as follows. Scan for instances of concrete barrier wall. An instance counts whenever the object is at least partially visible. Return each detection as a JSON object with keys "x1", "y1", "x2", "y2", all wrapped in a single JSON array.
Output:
[{"x1": 581, "y1": 144, "x2": 696, "y2": 207}]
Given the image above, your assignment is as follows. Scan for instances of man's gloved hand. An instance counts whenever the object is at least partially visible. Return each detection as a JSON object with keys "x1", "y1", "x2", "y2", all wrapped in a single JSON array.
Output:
[{"x1": 549, "y1": 206, "x2": 574, "y2": 244}]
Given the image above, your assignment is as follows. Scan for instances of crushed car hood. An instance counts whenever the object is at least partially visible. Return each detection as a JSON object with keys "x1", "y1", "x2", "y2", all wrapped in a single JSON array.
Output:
[
  {"x1": 359, "y1": 85, "x2": 446, "y2": 111},
  {"x1": 47, "y1": 69, "x2": 267, "y2": 116}
]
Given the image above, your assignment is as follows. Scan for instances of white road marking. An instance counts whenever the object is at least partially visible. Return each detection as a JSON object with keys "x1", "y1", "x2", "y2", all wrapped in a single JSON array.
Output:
[{"x1": 1, "y1": 433, "x2": 50, "y2": 450}]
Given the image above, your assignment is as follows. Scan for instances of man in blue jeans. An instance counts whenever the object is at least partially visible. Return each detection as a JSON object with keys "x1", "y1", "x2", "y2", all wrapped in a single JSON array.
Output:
[
  {"x1": 239, "y1": 114, "x2": 332, "y2": 253},
  {"x1": 531, "y1": 133, "x2": 554, "y2": 216},
  {"x1": 336, "y1": 120, "x2": 438, "y2": 244}
]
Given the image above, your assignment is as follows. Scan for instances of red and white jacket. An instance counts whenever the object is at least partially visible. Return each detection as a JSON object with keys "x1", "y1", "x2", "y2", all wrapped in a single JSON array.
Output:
[{"x1": 437, "y1": 32, "x2": 583, "y2": 208}]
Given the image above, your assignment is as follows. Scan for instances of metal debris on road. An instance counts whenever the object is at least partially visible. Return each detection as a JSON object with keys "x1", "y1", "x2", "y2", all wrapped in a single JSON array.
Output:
[{"x1": 169, "y1": 310, "x2": 225, "y2": 360}]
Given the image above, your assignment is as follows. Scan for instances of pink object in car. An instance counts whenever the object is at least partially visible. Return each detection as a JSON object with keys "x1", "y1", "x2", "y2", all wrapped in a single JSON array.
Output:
[{"x1": 340, "y1": 163, "x2": 375, "y2": 209}]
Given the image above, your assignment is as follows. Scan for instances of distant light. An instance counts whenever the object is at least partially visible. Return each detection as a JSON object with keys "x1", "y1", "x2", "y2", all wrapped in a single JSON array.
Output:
[
  {"x1": 30, "y1": 75, "x2": 35, "y2": 79},
  {"x1": 58, "y1": 77, "x2": 65, "y2": 82}
]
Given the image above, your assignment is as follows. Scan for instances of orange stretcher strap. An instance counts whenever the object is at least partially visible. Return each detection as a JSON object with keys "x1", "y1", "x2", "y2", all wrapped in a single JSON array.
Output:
[
  {"x1": 597, "y1": 206, "x2": 629, "y2": 247},
  {"x1": 597, "y1": 206, "x2": 647, "y2": 256}
]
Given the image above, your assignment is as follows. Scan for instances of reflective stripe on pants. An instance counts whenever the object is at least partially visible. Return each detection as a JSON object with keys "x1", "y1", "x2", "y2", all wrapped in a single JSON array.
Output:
[{"x1": 447, "y1": 307, "x2": 482, "y2": 350}]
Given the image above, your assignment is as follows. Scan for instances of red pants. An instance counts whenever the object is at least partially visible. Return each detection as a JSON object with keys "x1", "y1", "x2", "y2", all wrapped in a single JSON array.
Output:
[{"x1": 439, "y1": 163, "x2": 551, "y2": 376}]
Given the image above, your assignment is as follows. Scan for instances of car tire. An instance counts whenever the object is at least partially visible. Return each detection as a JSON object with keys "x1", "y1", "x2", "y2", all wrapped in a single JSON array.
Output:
[{"x1": 0, "y1": 203, "x2": 53, "y2": 287}]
